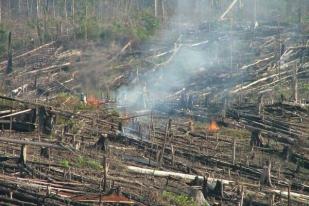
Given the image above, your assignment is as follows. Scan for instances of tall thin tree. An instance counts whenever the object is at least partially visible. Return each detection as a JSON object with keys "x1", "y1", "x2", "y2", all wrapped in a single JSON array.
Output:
[{"x1": 6, "y1": 32, "x2": 13, "y2": 75}]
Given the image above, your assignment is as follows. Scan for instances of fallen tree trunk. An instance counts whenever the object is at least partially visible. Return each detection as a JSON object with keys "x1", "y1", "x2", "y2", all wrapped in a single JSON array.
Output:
[
  {"x1": 21, "y1": 62, "x2": 71, "y2": 75},
  {"x1": 0, "y1": 41, "x2": 56, "y2": 67},
  {"x1": 0, "y1": 137, "x2": 65, "y2": 150},
  {"x1": 127, "y1": 165, "x2": 232, "y2": 184},
  {"x1": 0, "y1": 109, "x2": 32, "y2": 119},
  {"x1": 127, "y1": 166, "x2": 309, "y2": 204}
]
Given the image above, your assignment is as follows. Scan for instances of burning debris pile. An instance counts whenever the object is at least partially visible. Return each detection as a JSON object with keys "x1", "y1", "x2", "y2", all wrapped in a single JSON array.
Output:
[{"x1": 207, "y1": 120, "x2": 220, "y2": 134}]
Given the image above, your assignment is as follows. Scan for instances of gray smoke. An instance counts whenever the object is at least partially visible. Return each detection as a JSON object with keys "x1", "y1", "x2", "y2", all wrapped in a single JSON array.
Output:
[{"x1": 116, "y1": 0, "x2": 285, "y2": 109}]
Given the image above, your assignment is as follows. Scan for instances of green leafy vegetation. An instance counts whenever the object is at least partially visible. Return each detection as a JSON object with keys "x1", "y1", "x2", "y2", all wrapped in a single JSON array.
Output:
[
  {"x1": 131, "y1": 12, "x2": 160, "y2": 41},
  {"x1": 75, "y1": 155, "x2": 102, "y2": 171},
  {"x1": 77, "y1": 11, "x2": 160, "y2": 43},
  {"x1": 302, "y1": 83, "x2": 309, "y2": 91},
  {"x1": 0, "y1": 1, "x2": 163, "y2": 57},
  {"x1": 162, "y1": 191, "x2": 198, "y2": 206},
  {"x1": 59, "y1": 159, "x2": 70, "y2": 169}
]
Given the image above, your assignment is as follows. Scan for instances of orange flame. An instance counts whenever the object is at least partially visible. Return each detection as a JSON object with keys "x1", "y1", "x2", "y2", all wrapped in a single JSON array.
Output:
[
  {"x1": 207, "y1": 120, "x2": 220, "y2": 133},
  {"x1": 87, "y1": 96, "x2": 103, "y2": 107}
]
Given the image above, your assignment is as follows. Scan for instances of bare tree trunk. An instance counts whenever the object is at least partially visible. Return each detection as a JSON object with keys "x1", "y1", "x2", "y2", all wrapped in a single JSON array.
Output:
[
  {"x1": 269, "y1": 194, "x2": 275, "y2": 206},
  {"x1": 36, "y1": 0, "x2": 40, "y2": 19},
  {"x1": 0, "y1": 0, "x2": 2, "y2": 23},
  {"x1": 85, "y1": 2, "x2": 88, "y2": 41},
  {"x1": 7, "y1": 0, "x2": 11, "y2": 19},
  {"x1": 72, "y1": 0, "x2": 75, "y2": 24},
  {"x1": 159, "y1": 123, "x2": 168, "y2": 167},
  {"x1": 6, "y1": 32, "x2": 13, "y2": 75},
  {"x1": 288, "y1": 184, "x2": 291, "y2": 206},
  {"x1": 64, "y1": 0, "x2": 67, "y2": 20},
  {"x1": 161, "y1": 0, "x2": 165, "y2": 22},
  {"x1": 250, "y1": 130, "x2": 263, "y2": 147},
  {"x1": 171, "y1": 144, "x2": 175, "y2": 167},
  {"x1": 19, "y1": 144, "x2": 28, "y2": 165},
  {"x1": 254, "y1": 0, "x2": 257, "y2": 23},
  {"x1": 258, "y1": 94, "x2": 264, "y2": 119},
  {"x1": 260, "y1": 160, "x2": 273, "y2": 187},
  {"x1": 292, "y1": 64, "x2": 299, "y2": 103},
  {"x1": 232, "y1": 138, "x2": 236, "y2": 165},
  {"x1": 240, "y1": 186, "x2": 244, "y2": 206},
  {"x1": 26, "y1": 0, "x2": 29, "y2": 17},
  {"x1": 298, "y1": 0, "x2": 302, "y2": 25},
  {"x1": 52, "y1": 0, "x2": 55, "y2": 18},
  {"x1": 29, "y1": 0, "x2": 34, "y2": 16},
  {"x1": 154, "y1": 0, "x2": 158, "y2": 17},
  {"x1": 18, "y1": 0, "x2": 21, "y2": 14},
  {"x1": 102, "y1": 156, "x2": 109, "y2": 192}
]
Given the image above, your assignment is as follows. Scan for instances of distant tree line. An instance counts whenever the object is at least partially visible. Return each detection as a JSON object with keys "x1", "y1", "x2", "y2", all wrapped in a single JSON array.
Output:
[{"x1": 0, "y1": 0, "x2": 308, "y2": 57}]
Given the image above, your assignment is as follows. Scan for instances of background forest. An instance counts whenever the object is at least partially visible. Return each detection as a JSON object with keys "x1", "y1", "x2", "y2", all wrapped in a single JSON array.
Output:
[{"x1": 0, "y1": 0, "x2": 308, "y2": 58}]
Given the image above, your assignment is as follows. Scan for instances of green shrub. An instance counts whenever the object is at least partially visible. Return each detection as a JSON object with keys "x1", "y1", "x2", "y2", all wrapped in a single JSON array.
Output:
[
  {"x1": 162, "y1": 191, "x2": 197, "y2": 206},
  {"x1": 100, "y1": 27, "x2": 114, "y2": 43},
  {"x1": 75, "y1": 155, "x2": 102, "y2": 171},
  {"x1": 132, "y1": 12, "x2": 160, "y2": 41},
  {"x1": 303, "y1": 83, "x2": 309, "y2": 91},
  {"x1": 87, "y1": 159, "x2": 103, "y2": 170},
  {"x1": 59, "y1": 159, "x2": 70, "y2": 169}
]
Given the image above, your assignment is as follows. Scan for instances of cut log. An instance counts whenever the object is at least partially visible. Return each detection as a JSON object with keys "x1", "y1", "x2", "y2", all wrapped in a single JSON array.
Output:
[
  {"x1": 0, "y1": 137, "x2": 66, "y2": 150},
  {"x1": 127, "y1": 165, "x2": 309, "y2": 204},
  {"x1": 0, "y1": 109, "x2": 32, "y2": 119},
  {"x1": 128, "y1": 165, "x2": 232, "y2": 184}
]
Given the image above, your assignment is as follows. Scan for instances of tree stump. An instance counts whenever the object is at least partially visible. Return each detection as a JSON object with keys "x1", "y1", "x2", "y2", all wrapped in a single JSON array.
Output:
[
  {"x1": 95, "y1": 134, "x2": 109, "y2": 151},
  {"x1": 40, "y1": 147, "x2": 49, "y2": 158},
  {"x1": 19, "y1": 144, "x2": 27, "y2": 165},
  {"x1": 213, "y1": 180, "x2": 224, "y2": 198},
  {"x1": 250, "y1": 130, "x2": 264, "y2": 147},
  {"x1": 189, "y1": 187, "x2": 208, "y2": 206},
  {"x1": 202, "y1": 177, "x2": 208, "y2": 198},
  {"x1": 260, "y1": 160, "x2": 273, "y2": 187},
  {"x1": 282, "y1": 145, "x2": 292, "y2": 161}
]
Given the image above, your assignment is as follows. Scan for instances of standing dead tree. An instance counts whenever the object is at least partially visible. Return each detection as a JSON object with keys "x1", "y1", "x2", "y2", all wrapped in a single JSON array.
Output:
[
  {"x1": 250, "y1": 130, "x2": 263, "y2": 148},
  {"x1": 6, "y1": 31, "x2": 13, "y2": 75},
  {"x1": 260, "y1": 160, "x2": 273, "y2": 187}
]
